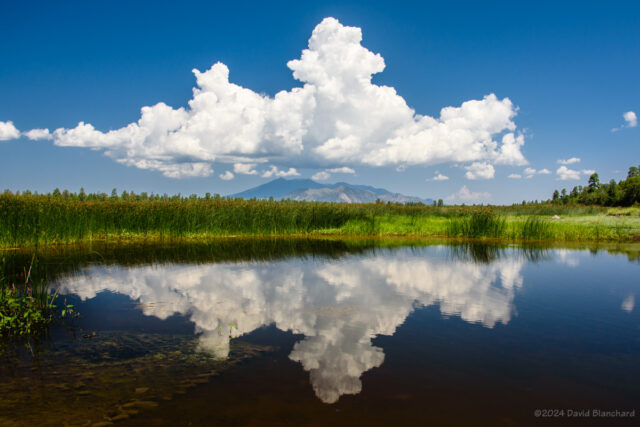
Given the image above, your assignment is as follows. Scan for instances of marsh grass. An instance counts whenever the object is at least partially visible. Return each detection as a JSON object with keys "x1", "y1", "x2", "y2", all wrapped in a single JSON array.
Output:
[
  {"x1": 516, "y1": 217, "x2": 555, "y2": 240},
  {"x1": 1, "y1": 193, "x2": 639, "y2": 246},
  {"x1": 446, "y1": 209, "x2": 506, "y2": 238},
  {"x1": 0, "y1": 194, "x2": 370, "y2": 246}
]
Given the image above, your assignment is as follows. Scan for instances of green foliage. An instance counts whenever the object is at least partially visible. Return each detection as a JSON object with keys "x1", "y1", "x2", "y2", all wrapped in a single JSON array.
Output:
[
  {"x1": 0, "y1": 190, "x2": 534, "y2": 246},
  {"x1": 519, "y1": 217, "x2": 554, "y2": 240},
  {"x1": 446, "y1": 209, "x2": 506, "y2": 238},
  {"x1": 1, "y1": 188, "x2": 639, "y2": 245},
  {"x1": 0, "y1": 192, "x2": 375, "y2": 246},
  {"x1": 550, "y1": 163, "x2": 640, "y2": 206},
  {"x1": 0, "y1": 284, "x2": 55, "y2": 337},
  {"x1": 0, "y1": 257, "x2": 78, "y2": 339}
]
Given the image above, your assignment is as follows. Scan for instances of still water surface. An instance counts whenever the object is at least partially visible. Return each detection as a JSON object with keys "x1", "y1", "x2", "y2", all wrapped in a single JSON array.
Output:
[{"x1": 1, "y1": 240, "x2": 638, "y2": 425}]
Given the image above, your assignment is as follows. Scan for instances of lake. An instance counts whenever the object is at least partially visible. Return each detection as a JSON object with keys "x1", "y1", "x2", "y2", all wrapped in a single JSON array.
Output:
[{"x1": 1, "y1": 239, "x2": 638, "y2": 425}]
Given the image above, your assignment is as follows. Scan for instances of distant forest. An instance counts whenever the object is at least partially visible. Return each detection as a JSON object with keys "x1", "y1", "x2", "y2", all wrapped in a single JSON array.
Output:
[{"x1": 550, "y1": 164, "x2": 640, "y2": 206}]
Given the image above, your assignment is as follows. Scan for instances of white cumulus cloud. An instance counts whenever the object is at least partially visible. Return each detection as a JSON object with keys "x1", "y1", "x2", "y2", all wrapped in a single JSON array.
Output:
[
  {"x1": 10, "y1": 18, "x2": 526, "y2": 178},
  {"x1": 312, "y1": 166, "x2": 356, "y2": 181},
  {"x1": 523, "y1": 167, "x2": 551, "y2": 178},
  {"x1": 23, "y1": 128, "x2": 53, "y2": 140},
  {"x1": 465, "y1": 162, "x2": 495, "y2": 180},
  {"x1": 523, "y1": 167, "x2": 536, "y2": 178},
  {"x1": 326, "y1": 167, "x2": 355, "y2": 174},
  {"x1": 612, "y1": 111, "x2": 637, "y2": 131},
  {"x1": 312, "y1": 171, "x2": 331, "y2": 181},
  {"x1": 261, "y1": 165, "x2": 300, "y2": 178},
  {"x1": 233, "y1": 163, "x2": 258, "y2": 175},
  {"x1": 0, "y1": 121, "x2": 20, "y2": 141},
  {"x1": 508, "y1": 173, "x2": 522, "y2": 179},
  {"x1": 556, "y1": 166, "x2": 581, "y2": 180},
  {"x1": 446, "y1": 185, "x2": 491, "y2": 203},
  {"x1": 624, "y1": 111, "x2": 638, "y2": 127},
  {"x1": 429, "y1": 172, "x2": 449, "y2": 181},
  {"x1": 219, "y1": 170, "x2": 234, "y2": 180},
  {"x1": 557, "y1": 157, "x2": 580, "y2": 165},
  {"x1": 494, "y1": 133, "x2": 527, "y2": 166}
]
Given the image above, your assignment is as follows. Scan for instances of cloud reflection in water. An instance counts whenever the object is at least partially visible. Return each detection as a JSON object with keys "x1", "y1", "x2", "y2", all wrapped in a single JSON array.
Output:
[{"x1": 56, "y1": 248, "x2": 524, "y2": 403}]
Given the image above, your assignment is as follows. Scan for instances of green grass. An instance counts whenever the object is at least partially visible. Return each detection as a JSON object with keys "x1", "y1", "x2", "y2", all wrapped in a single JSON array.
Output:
[
  {"x1": 326, "y1": 210, "x2": 640, "y2": 241},
  {"x1": 446, "y1": 209, "x2": 506, "y2": 238},
  {"x1": 0, "y1": 194, "x2": 367, "y2": 246},
  {"x1": 1, "y1": 193, "x2": 640, "y2": 247}
]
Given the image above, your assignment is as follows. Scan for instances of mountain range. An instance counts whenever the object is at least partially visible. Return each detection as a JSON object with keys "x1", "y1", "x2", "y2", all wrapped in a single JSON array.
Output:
[{"x1": 230, "y1": 178, "x2": 432, "y2": 204}]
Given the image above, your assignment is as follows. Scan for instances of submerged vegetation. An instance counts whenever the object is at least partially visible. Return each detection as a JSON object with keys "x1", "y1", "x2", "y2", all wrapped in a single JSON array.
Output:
[
  {"x1": 1, "y1": 189, "x2": 640, "y2": 247},
  {"x1": 0, "y1": 332, "x2": 273, "y2": 426}
]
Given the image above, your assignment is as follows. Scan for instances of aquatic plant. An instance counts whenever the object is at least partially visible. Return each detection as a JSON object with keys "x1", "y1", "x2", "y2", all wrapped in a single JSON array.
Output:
[
  {"x1": 446, "y1": 209, "x2": 506, "y2": 238},
  {"x1": 1, "y1": 284, "x2": 53, "y2": 337},
  {"x1": 518, "y1": 217, "x2": 554, "y2": 240},
  {"x1": 0, "y1": 257, "x2": 78, "y2": 340}
]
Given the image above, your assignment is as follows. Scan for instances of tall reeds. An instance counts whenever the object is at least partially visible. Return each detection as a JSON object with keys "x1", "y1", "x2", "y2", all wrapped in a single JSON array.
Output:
[
  {"x1": 446, "y1": 209, "x2": 506, "y2": 238},
  {"x1": 0, "y1": 194, "x2": 370, "y2": 246},
  {"x1": 1, "y1": 193, "x2": 637, "y2": 245},
  {"x1": 519, "y1": 217, "x2": 554, "y2": 240}
]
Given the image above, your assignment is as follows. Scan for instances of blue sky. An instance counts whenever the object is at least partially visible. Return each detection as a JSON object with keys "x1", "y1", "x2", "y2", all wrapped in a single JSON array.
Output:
[{"x1": 1, "y1": 0, "x2": 638, "y2": 203}]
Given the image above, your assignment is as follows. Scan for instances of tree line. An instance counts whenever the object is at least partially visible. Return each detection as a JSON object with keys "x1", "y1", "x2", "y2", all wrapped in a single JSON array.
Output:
[
  {"x1": 551, "y1": 164, "x2": 640, "y2": 206},
  {"x1": 1, "y1": 188, "x2": 224, "y2": 202}
]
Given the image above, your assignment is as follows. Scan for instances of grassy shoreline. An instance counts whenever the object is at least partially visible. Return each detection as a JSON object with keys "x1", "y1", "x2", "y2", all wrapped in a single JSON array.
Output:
[{"x1": 1, "y1": 194, "x2": 639, "y2": 248}]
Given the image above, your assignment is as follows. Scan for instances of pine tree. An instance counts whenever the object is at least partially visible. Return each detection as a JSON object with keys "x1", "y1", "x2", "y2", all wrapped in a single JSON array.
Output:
[{"x1": 588, "y1": 173, "x2": 600, "y2": 191}]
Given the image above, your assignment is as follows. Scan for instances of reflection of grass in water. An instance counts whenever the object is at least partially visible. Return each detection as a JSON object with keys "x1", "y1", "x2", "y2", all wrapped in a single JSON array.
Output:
[
  {"x1": 450, "y1": 244, "x2": 505, "y2": 264},
  {"x1": 449, "y1": 243, "x2": 552, "y2": 264},
  {"x1": 3, "y1": 237, "x2": 638, "y2": 291},
  {"x1": 1, "y1": 238, "x2": 382, "y2": 284},
  {"x1": 0, "y1": 331, "x2": 275, "y2": 426}
]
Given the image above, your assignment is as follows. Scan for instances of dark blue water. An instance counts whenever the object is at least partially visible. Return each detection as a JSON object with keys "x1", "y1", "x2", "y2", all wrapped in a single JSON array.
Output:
[{"x1": 1, "y1": 242, "x2": 638, "y2": 425}]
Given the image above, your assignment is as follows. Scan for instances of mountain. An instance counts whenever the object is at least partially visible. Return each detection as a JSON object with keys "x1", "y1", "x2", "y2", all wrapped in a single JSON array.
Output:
[
  {"x1": 230, "y1": 178, "x2": 432, "y2": 204},
  {"x1": 329, "y1": 182, "x2": 390, "y2": 195},
  {"x1": 230, "y1": 178, "x2": 324, "y2": 199}
]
